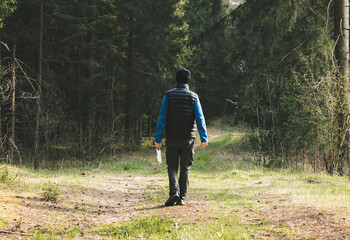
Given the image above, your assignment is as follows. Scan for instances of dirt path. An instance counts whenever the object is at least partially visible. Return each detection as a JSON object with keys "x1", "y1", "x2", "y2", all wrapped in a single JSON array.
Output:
[
  {"x1": 3, "y1": 173, "x2": 350, "y2": 239},
  {"x1": 1, "y1": 128, "x2": 350, "y2": 239},
  {"x1": 246, "y1": 193, "x2": 350, "y2": 239},
  {"x1": 0, "y1": 128, "x2": 224, "y2": 239},
  {"x1": 2, "y1": 170, "x2": 350, "y2": 239},
  {"x1": 0, "y1": 173, "x2": 212, "y2": 239}
]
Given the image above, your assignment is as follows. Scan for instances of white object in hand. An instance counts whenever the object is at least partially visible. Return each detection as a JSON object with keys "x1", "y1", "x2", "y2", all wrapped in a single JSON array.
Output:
[{"x1": 156, "y1": 148, "x2": 162, "y2": 164}]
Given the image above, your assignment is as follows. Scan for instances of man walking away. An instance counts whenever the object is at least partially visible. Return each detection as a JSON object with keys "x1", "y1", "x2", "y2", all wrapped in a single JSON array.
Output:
[{"x1": 154, "y1": 68, "x2": 208, "y2": 206}]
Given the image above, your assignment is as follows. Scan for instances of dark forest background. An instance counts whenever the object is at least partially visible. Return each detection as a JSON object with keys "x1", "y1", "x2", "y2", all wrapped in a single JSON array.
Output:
[{"x1": 1, "y1": 0, "x2": 350, "y2": 175}]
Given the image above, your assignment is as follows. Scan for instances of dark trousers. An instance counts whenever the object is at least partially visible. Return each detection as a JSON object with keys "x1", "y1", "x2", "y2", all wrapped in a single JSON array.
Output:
[{"x1": 166, "y1": 138, "x2": 195, "y2": 199}]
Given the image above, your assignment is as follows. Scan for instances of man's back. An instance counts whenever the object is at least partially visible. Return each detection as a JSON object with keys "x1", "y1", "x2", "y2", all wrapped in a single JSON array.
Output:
[{"x1": 166, "y1": 83, "x2": 198, "y2": 139}]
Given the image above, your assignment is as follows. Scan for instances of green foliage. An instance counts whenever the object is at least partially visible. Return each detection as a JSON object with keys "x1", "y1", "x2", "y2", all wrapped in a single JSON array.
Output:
[
  {"x1": 0, "y1": 0, "x2": 188, "y2": 162},
  {"x1": 0, "y1": 0, "x2": 16, "y2": 28},
  {"x1": 184, "y1": 0, "x2": 238, "y2": 117},
  {"x1": 0, "y1": 0, "x2": 344, "y2": 175},
  {"x1": 0, "y1": 166, "x2": 10, "y2": 183},
  {"x1": 231, "y1": 0, "x2": 338, "y2": 172},
  {"x1": 42, "y1": 183, "x2": 61, "y2": 202}
]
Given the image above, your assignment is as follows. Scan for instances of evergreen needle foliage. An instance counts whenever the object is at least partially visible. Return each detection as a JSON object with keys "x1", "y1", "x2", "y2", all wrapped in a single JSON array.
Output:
[{"x1": 0, "y1": 0, "x2": 348, "y2": 175}]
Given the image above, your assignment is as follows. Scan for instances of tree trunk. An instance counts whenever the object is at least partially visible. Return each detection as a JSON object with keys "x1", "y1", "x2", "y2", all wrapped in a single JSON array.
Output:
[
  {"x1": 149, "y1": 117, "x2": 152, "y2": 139},
  {"x1": 124, "y1": 15, "x2": 134, "y2": 148},
  {"x1": 10, "y1": 43, "x2": 16, "y2": 164},
  {"x1": 86, "y1": 1, "x2": 96, "y2": 157},
  {"x1": 78, "y1": 45, "x2": 83, "y2": 156},
  {"x1": 134, "y1": 118, "x2": 139, "y2": 141},
  {"x1": 34, "y1": 0, "x2": 43, "y2": 169},
  {"x1": 334, "y1": 0, "x2": 350, "y2": 175},
  {"x1": 111, "y1": 63, "x2": 118, "y2": 136},
  {"x1": 139, "y1": 116, "x2": 143, "y2": 139},
  {"x1": 87, "y1": 34, "x2": 95, "y2": 157},
  {"x1": 0, "y1": 29, "x2": 2, "y2": 153}
]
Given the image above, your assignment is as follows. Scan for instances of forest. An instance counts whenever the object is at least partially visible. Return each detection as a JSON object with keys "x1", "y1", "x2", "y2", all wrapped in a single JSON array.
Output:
[
  {"x1": 2, "y1": 1, "x2": 350, "y2": 239},
  {"x1": 0, "y1": 0, "x2": 350, "y2": 176}
]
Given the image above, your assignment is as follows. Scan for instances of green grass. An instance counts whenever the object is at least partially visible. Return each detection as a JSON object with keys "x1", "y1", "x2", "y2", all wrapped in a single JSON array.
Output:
[
  {"x1": 30, "y1": 216, "x2": 265, "y2": 240},
  {"x1": 33, "y1": 227, "x2": 60, "y2": 240},
  {"x1": 1, "y1": 127, "x2": 350, "y2": 239},
  {"x1": 0, "y1": 219, "x2": 6, "y2": 228},
  {"x1": 192, "y1": 131, "x2": 255, "y2": 172},
  {"x1": 97, "y1": 217, "x2": 177, "y2": 239}
]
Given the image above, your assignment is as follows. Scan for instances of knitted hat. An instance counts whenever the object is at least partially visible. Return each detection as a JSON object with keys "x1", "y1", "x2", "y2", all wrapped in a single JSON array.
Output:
[{"x1": 176, "y1": 68, "x2": 191, "y2": 84}]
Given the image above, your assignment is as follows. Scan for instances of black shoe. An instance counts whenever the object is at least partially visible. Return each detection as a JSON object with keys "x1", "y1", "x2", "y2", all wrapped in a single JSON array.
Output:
[
  {"x1": 165, "y1": 192, "x2": 180, "y2": 206},
  {"x1": 176, "y1": 198, "x2": 185, "y2": 206}
]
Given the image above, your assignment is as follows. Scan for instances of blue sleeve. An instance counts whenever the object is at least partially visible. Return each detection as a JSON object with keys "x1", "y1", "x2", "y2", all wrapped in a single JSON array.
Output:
[
  {"x1": 194, "y1": 98, "x2": 208, "y2": 143},
  {"x1": 154, "y1": 95, "x2": 167, "y2": 143}
]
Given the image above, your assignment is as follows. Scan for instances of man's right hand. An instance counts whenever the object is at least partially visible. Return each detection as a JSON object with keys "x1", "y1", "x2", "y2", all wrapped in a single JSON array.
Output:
[
  {"x1": 200, "y1": 142, "x2": 208, "y2": 148},
  {"x1": 155, "y1": 142, "x2": 162, "y2": 148}
]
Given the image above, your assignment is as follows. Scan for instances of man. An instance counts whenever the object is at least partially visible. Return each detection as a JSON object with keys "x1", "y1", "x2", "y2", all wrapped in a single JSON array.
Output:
[{"x1": 154, "y1": 68, "x2": 208, "y2": 206}]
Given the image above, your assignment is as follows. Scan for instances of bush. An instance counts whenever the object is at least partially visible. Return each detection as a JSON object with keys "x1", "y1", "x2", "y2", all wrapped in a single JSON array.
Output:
[
  {"x1": 0, "y1": 167, "x2": 10, "y2": 183},
  {"x1": 42, "y1": 183, "x2": 61, "y2": 201}
]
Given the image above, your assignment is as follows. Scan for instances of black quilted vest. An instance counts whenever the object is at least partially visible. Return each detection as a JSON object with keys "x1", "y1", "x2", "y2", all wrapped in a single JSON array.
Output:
[{"x1": 165, "y1": 83, "x2": 198, "y2": 139}]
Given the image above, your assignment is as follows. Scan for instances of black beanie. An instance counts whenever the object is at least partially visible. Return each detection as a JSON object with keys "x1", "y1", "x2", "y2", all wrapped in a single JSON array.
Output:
[{"x1": 176, "y1": 68, "x2": 191, "y2": 84}]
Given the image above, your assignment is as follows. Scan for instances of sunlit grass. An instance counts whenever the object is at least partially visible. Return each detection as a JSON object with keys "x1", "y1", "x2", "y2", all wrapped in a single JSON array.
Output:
[
  {"x1": 1, "y1": 126, "x2": 350, "y2": 239},
  {"x1": 190, "y1": 168, "x2": 350, "y2": 214},
  {"x1": 30, "y1": 215, "x2": 265, "y2": 240}
]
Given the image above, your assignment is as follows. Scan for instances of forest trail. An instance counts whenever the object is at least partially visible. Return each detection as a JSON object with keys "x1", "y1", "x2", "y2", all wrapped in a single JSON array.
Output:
[
  {"x1": 3, "y1": 175, "x2": 350, "y2": 239},
  {"x1": 1, "y1": 128, "x2": 350, "y2": 239},
  {"x1": 0, "y1": 167, "x2": 213, "y2": 239}
]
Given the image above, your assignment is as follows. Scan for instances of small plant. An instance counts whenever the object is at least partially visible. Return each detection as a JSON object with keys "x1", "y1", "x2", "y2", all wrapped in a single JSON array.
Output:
[
  {"x1": 97, "y1": 217, "x2": 176, "y2": 238},
  {"x1": 0, "y1": 167, "x2": 10, "y2": 183},
  {"x1": 42, "y1": 183, "x2": 61, "y2": 202}
]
